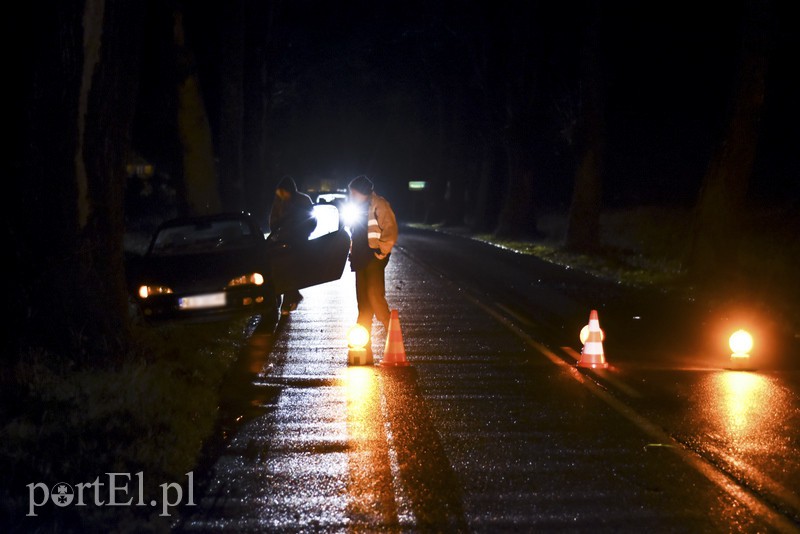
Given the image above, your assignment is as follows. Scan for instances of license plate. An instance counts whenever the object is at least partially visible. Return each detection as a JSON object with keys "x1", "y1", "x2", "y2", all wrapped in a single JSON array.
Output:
[{"x1": 179, "y1": 292, "x2": 226, "y2": 309}]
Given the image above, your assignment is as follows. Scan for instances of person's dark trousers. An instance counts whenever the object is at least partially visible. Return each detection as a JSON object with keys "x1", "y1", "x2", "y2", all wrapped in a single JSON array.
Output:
[{"x1": 355, "y1": 255, "x2": 390, "y2": 330}]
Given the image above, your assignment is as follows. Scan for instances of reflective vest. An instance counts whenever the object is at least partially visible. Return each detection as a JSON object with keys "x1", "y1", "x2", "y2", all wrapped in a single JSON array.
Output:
[{"x1": 365, "y1": 193, "x2": 398, "y2": 258}]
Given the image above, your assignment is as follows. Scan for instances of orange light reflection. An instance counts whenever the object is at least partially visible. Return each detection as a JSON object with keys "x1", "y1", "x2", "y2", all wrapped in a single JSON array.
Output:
[
  {"x1": 344, "y1": 366, "x2": 399, "y2": 529},
  {"x1": 718, "y1": 371, "x2": 767, "y2": 438}
]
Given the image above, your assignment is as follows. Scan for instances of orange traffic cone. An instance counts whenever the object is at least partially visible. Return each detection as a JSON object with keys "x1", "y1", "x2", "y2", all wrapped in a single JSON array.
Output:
[
  {"x1": 577, "y1": 309, "x2": 608, "y2": 369},
  {"x1": 380, "y1": 309, "x2": 409, "y2": 366}
]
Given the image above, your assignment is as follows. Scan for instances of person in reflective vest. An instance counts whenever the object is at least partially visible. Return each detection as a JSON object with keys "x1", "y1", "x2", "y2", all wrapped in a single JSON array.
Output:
[{"x1": 347, "y1": 175, "x2": 398, "y2": 335}]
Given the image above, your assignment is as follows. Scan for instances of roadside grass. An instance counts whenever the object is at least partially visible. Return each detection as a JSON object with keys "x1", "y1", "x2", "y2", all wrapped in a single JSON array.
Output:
[
  {"x1": 1, "y1": 315, "x2": 258, "y2": 532},
  {"x1": 415, "y1": 204, "x2": 799, "y2": 334}
]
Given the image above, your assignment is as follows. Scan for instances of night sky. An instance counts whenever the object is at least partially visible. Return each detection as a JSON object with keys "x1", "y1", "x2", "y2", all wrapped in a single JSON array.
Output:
[{"x1": 140, "y1": 1, "x2": 799, "y2": 215}]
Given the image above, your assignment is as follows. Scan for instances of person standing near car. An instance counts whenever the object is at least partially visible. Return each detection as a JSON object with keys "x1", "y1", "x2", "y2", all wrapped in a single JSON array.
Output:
[
  {"x1": 347, "y1": 175, "x2": 398, "y2": 337},
  {"x1": 268, "y1": 175, "x2": 317, "y2": 315}
]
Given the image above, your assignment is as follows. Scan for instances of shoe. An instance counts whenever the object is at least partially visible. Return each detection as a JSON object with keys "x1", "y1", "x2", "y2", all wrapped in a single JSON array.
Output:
[{"x1": 281, "y1": 300, "x2": 299, "y2": 315}]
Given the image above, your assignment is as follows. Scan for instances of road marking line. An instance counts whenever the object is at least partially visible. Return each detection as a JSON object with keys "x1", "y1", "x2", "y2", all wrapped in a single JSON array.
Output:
[
  {"x1": 560, "y1": 346, "x2": 643, "y2": 398},
  {"x1": 399, "y1": 242, "x2": 799, "y2": 531},
  {"x1": 495, "y1": 302, "x2": 535, "y2": 327},
  {"x1": 705, "y1": 442, "x2": 800, "y2": 519},
  {"x1": 479, "y1": 298, "x2": 799, "y2": 533}
]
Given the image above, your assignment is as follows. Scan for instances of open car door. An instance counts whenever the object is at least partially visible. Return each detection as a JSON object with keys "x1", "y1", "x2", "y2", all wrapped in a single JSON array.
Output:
[{"x1": 269, "y1": 203, "x2": 350, "y2": 293}]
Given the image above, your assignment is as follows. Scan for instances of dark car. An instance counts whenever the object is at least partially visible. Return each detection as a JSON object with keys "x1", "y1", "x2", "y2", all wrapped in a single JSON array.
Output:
[{"x1": 127, "y1": 208, "x2": 349, "y2": 322}]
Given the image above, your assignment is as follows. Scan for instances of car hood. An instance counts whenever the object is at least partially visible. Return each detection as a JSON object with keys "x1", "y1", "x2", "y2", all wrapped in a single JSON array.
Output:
[{"x1": 129, "y1": 248, "x2": 269, "y2": 293}]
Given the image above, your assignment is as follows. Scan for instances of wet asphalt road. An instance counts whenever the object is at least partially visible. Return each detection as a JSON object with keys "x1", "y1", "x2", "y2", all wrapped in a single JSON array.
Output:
[{"x1": 176, "y1": 227, "x2": 800, "y2": 533}]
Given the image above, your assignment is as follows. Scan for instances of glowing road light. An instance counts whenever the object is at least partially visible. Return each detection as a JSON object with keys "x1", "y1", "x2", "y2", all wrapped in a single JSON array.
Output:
[
  {"x1": 347, "y1": 324, "x2": 373, "y2": 366},
  {"x1": 727, "y1": 329, "x2": 755, "y2": 371},
  {"x1": 348, "y1": 324, "x2": 370, "y2": 349},
  {"x1": 729, "y1": 329, "x2": 754, "y2": 356}
]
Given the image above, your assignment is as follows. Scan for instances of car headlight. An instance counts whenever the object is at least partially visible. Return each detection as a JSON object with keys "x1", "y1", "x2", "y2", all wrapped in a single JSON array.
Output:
[
  {"x1": 228, "y1": 273, "x2": 264, "y2": 287},
  {"x1": 138, "y1": 285, "x2": 173, "y2": 299}
]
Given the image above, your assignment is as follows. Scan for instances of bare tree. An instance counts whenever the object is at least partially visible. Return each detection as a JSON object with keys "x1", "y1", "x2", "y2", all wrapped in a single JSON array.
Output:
[
  {"x1": 465, "y1": 7, "x2": 508, "y2": 234},
  {"x1": 493, "y1": 5, "x2": 543, "y2": 239},
  {"x1": 12, "y1": 0, "x2": 146, "y2": 362},
  {"x1": 242, "y1": 0, "x2": 278, "y2": 224},
  {"x1": 565, "y1": 3, "x2": 605, "y2": 252},
  {"x1": 218, "y1": 0, "x2": 246, "y2": 212},
  {"x1": 685, "y1": 0, "x2": 772, "y2": 281},
  {"x1": 174, "y1": 5, "x2": 221, "y2": 216}
]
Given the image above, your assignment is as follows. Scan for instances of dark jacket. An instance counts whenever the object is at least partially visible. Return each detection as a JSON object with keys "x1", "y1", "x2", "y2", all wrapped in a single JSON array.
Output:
[{"x1": 268, "y1": 182, "x2": 316, "y2": 244}]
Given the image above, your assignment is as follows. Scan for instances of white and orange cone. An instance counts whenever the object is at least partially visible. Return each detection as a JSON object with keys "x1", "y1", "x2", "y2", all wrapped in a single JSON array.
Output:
[
  {"x1": 380, "y1": 309, "x2": 410, "y2": 367},
  {"x1": 577, "y1": 309, "x2": 608, "y2": 369}
]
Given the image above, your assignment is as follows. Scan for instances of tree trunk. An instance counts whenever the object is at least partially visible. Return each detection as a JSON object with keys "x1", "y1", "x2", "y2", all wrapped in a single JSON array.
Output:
[
  {"x1": 174, "y1": 6, "x2": 221, "y2": 216},
  {"x1": 565, "y1": 142, "x2": 603, "y2": 251},
  {"x1": 218, "y1": 0, "x2": 245, "y2": 213},
  {"x1": 565, "y1": 4, "x2": 605, "y2": 252},
  {"x1": 12, "y1": 0, "x2": 145, "y2": 363},
  {"x1": 492, "y1": 4, "x2": 543, "y2": 240},
  {"x1": 443, "y1": 87, "x2": 468, "y2": 227},
  {"x1": 79, "y1": 0, "x2": 147, "y2": 359},
  {"x1": 242, "y1": 0, "x2": 276, "y2": 226},
  {"x1": 469, "y1": 18, "x2": 507, "y2": 234},
  {"x1": 469, "y1": 138, "x2": 506, "y2": 233},
  {"x1": 12, "y1": 2, "x2": 83, "y2": 361},
  {"x1": 685, "y1": 0, "x2": 771, "y2": 281},
  {"x1": 494, "y1": 128, "x2": 538, "y2": 238}
]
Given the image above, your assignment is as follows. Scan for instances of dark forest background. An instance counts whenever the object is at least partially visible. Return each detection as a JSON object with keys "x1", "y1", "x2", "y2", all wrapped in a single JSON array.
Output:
[{"x1": 8, "y1": 0, "x2": 799, "y2": 364}]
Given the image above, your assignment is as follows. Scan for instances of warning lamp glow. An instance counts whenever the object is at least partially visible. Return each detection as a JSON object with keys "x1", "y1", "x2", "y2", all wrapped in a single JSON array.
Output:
[
  {"x1": 579, "y1": 324, "x2": 605, "y2": 344},
  {"x1": 729, "y1": 329, "x2": 753, "y2": 358},
  {"x1": 347, "y1": 324, "x2": 373, "y2": 366},
  {"x1": 348, "y1": 324, "x2": 370, "y2": 349}
]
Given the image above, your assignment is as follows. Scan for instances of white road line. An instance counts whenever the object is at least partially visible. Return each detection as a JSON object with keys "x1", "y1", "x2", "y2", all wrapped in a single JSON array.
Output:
[
  {"x1": 477, "y1": 294, "x2": 800, "y2": 533},
  {"x1": 560, "y1": 346, "x2": 643, "y2": 398},
  {"x1": 399, "y1": 243, "x2": 800, "y2": 532}
]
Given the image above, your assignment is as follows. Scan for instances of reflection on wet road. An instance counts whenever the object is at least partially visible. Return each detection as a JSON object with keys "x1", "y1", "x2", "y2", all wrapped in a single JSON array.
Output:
[
  {"x1": 177, "y1": 232, "x2": 799, "y2": 532},
  {"x1": 344, "y1": 366, "x2": 398, "y2": 529},
  {"x1": 694, "y1": 372, "x2": 800, "y2": 520}
]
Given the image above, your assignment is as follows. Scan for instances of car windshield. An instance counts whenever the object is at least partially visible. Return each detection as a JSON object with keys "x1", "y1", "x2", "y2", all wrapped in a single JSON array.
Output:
[{"x1": 150, "y1": 219, "x2": 256, "y2": 256}]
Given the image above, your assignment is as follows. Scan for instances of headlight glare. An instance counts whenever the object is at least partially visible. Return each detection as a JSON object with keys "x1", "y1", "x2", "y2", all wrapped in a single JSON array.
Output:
[
  {"x1": 138, "y1": 285, "x2": 173, "y2": 299},
  {"x1": 228, "y1": 273, "x2": 264, "y2": 287}
]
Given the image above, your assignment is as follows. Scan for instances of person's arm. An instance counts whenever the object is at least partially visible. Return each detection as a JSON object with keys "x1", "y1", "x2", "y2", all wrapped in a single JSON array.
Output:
[
  {"x1": 269, "y1": 199, "x2": 281, "y2": 233},
  {"x1": 375, "y1": 199, "x2": 398, "y2": 258}
]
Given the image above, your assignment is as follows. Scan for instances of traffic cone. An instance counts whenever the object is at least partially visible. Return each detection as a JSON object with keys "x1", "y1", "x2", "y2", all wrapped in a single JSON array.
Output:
[
  {"x1": 577, "y1": 309, "x2": 608, "y2": 369},
  {"x1": 380, "y1": 309, "x2": 409, "y2": 366}
]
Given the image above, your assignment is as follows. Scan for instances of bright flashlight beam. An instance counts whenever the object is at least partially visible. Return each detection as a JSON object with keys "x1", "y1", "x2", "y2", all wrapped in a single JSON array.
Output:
[{"x1": 341, "y1": 202, "x2": 362, "y2": 227}]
